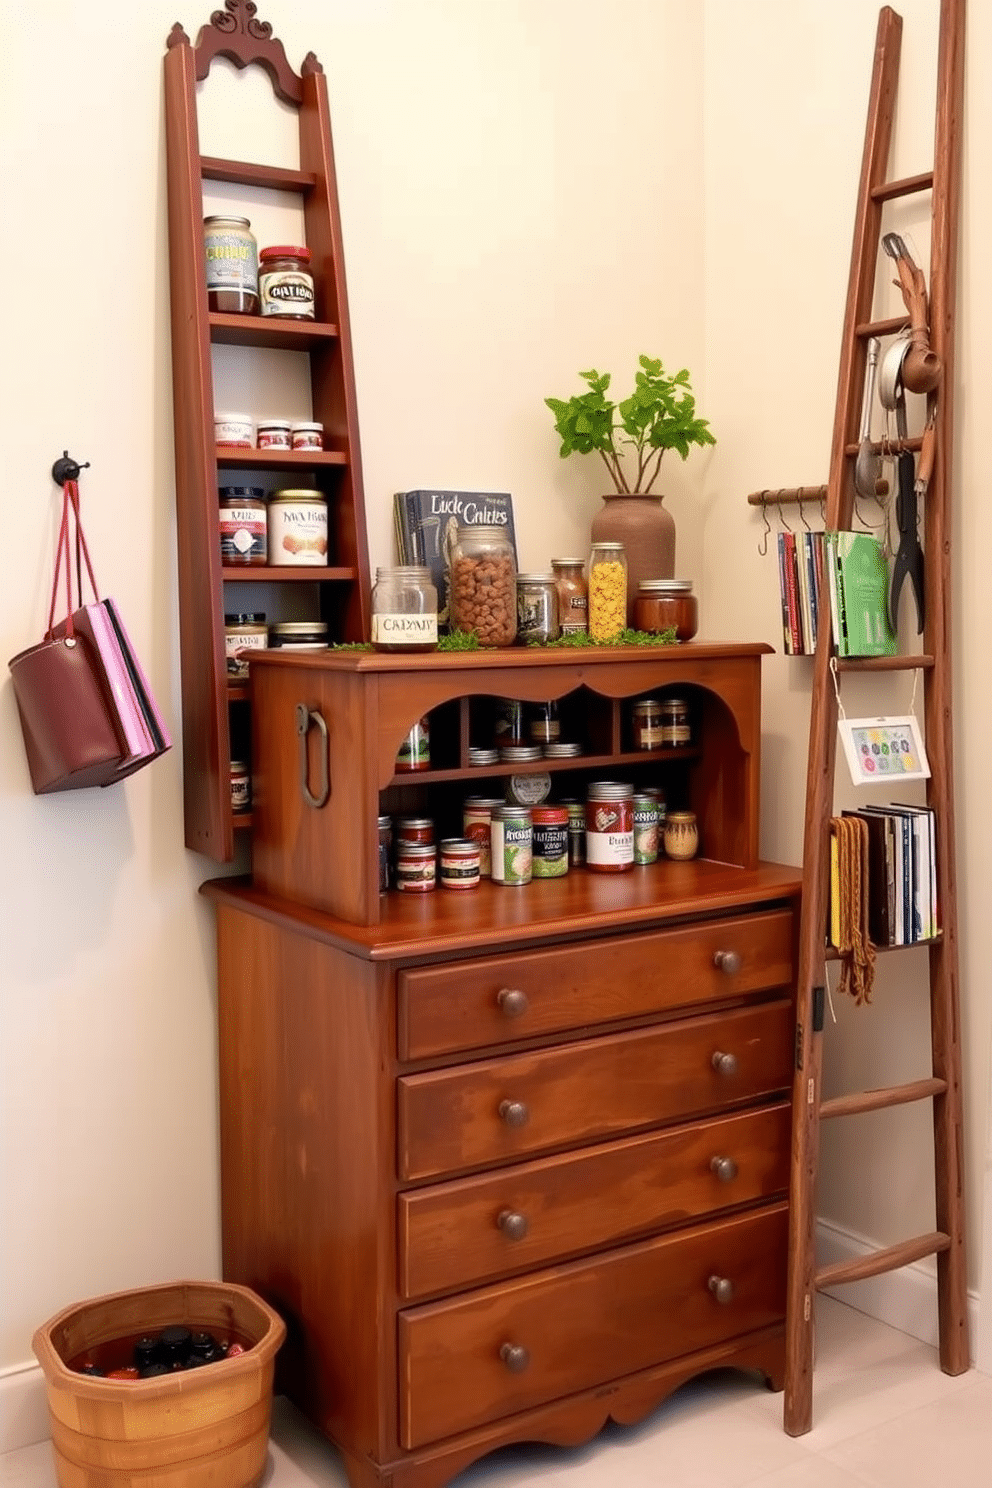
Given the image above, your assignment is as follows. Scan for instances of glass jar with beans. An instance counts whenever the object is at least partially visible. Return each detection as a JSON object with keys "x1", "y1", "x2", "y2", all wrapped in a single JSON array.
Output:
[
  {"x1": 588, "y1": 541, "x2": 627, "y2": 640},
  {"x1": 448, "y1": 525, "x2": 517, "y2": 646}
]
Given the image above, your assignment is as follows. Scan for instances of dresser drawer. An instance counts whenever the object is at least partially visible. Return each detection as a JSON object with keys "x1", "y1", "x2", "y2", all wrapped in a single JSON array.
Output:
[
  {"x1": 398, "y1": 999, "x2": 792, "y2": 1181},
  {"x1": 399, "y1": 1200, "x2": 788, "y2": 1448},
  {"x1": 399, "y1": 1102, "x2": 790, "y2": 1299},
  {"x1": 399, "y1": 909, "x2": 793, "y2": 1060}
]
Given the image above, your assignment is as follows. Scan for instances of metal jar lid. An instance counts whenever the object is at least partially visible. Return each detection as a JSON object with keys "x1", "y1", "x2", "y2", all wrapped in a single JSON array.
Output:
[
  {"x1": 543, "y1": 742, "x2": 583, "y2": 757},
  {"x1": 271, "y1": 621, "x2": 328, "y2": 638},
  {"x1": 632, "y1": 697, "x2": 661, "y2": 713},
  {"x1": 395, "y1": 816, "x2": 433, "y2": 830},
  {"x1": 638, "y1": 578, "x2": 694, "y2": 594},
  {"x1": 587, "y1": 781, "x2": 634, "y2": 800},
  {"x1": 492, "y1": 805, "x2": 533, "y2": 822},
  {"x1": 468, "y1": 746, "x2": 500, "y2": 765},
  {"x1": 395, "y1": 842, "x2": 436, "y2": 858},
  {"x1": 439, "y1": 838, "x2": 480, "y2": 856},
  {"x1": 498, "y1": 744, "x2": 543, "y2": 762},
  {"x1": 270, "y1": 489, "x2": 326, "y2": 504}
]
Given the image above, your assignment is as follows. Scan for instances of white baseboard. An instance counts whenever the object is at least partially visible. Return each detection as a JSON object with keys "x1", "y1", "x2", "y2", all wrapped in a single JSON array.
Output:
[
  {"x1": 817, "y1": 1217, "x2": 982, "y2": 1365},
  {"x1": 0, "y1": 1362, "x2": 49, "y2": 1455}
]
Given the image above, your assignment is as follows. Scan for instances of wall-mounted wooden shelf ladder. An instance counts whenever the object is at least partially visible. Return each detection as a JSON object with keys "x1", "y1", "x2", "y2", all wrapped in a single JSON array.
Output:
[{"x1": 784, "y1": 0, "x2": 968, "y2": 1436}]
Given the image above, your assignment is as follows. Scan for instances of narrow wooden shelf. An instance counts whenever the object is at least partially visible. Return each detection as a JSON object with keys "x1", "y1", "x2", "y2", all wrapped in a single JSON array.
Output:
[
  {"x1": 221, "y1": 565, "x2": 358, "y2": 583},
  {"x1": 389, "y1": 746, "x2": 701, "y2": 788},
  {"x1": 216, "y1": 447, "x2": 348, "y2": 470},
  {"x1": 835, "y1": 654, "x2": 935, "y2": 672},
  {"x1": 824, "y1": 933, "x2": 943, "y2": 959},
  {"x1": 200, "y1": 154, "x2": 317, "y2": 192},
  {"x1": 209, "y1": 313, "x2": 340, "y2": 350}
]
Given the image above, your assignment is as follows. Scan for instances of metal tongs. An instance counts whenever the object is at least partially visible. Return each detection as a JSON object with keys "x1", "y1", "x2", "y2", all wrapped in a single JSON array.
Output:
[{"x1": 888, "y1": 422, "x2": 933, "y2": 636}]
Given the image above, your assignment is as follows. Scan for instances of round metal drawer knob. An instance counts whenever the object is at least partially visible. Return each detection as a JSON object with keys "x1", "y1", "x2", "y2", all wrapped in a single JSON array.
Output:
[
  {"x1": 711, "y1": 1050, "x2": 739, "y2": 1076},
  {"x1": 710, "y1": 1155, "x2": 739, "y2": 1183},
  {"x1": 498, "y1": 1099, "x2": 529, "y2": 1128},
  {"x1": 497, "y1": 988, "x2": 529, "y2": 1018},
  {"x1": 713, "y1": 949, "x2": 742, "y2": 975},
  {"x1": 497, "y1": 1209, "x2": 529, "y2": 1240},
  {"x1": 708, "y1": 1275, "x2": 734, "y2": 1304},
  {"x1": 499, "y1": 1342, "x2": 530, "y2": 1373}
]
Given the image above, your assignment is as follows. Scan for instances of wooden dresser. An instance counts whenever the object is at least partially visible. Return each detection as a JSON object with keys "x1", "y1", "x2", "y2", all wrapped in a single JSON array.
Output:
[{"x1": 203, "y1": 644, "x2": 801, "y2": 1488}]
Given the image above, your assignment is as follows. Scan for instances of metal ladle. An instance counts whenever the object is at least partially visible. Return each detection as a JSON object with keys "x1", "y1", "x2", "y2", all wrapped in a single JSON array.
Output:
[
  {"x1": 879, "y1": 334, "x2": 911, "y2": 440},
  {"x1": 854, "y1": 337, "x2": 884, "y2": 499}
]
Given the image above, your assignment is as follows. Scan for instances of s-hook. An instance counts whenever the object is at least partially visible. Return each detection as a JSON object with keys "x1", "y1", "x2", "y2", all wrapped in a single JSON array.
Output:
[{"x1": 758, "y1": 495, "x2": 772, "y2": 557}]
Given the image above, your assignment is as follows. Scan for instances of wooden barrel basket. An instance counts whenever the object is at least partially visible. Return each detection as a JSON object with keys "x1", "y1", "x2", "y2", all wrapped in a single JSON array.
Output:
[{"x1": 32, "y1": 1279, "x2": 286, "y2": 1488}]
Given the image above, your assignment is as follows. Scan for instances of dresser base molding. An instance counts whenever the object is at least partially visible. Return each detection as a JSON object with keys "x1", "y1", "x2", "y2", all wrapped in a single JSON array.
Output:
[{"x1": 336, "y1": 1325, "x2": 785, "y2": 1488}]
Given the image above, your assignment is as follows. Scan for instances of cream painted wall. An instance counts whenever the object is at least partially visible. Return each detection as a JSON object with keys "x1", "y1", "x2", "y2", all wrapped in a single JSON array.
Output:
[{"x1": 0, "y1": 0, "x2": 702, "y2": 1368}]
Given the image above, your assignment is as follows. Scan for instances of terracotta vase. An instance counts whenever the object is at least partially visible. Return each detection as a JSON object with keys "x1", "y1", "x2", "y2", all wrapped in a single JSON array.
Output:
[{"x1": 589, "y1": 493, "x2": 676, "y2": 613}]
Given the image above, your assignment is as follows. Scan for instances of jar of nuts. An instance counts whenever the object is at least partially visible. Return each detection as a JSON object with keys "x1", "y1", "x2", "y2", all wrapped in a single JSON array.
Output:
[
  {"x1": 588, "y1": 541, "x2": 628, "y2": 640},
  {"x1": 448, "y1": 525, "x2": 517, "y2": 646}
]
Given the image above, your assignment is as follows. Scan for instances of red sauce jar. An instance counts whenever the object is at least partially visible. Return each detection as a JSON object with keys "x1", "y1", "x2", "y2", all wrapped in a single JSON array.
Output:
[
  {"x1": 585, "y1": 782, "x2": 634, "y2": 872},
  {"x1": 633, "y1": 579, "x2": 698, "y2": 640}
]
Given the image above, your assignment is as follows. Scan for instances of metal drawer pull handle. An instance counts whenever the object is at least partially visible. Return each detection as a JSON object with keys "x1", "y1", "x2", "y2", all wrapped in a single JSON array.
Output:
[
  {"x1": 708, "y1": 1275, "x2": 734, "y2": 1304},
  {"x1": 497, "y1": 1209, "x2": 529, "y2": 1240},
  {"x1": 710, "y1": 1156, "x2": 739, "y2": 1183},
  {"x1": 497, "y1": 988, "x2": 529, "y2": 1018},
  {"x1": 713, "y1": 949, "x2": 742, "y2": 975},
  {"x1": 499, "y1": 1342, "x2": 530, "y2": 1373},
  {"x1": 498, "y1": 1099, "x2": 529, "y2": 1128},
  {"x1": 296, "y1": 704, "x2": 330, "y2": 809},
  {"x1": 711, "y1": 1050, "x2": 738, "y2": 1076}
]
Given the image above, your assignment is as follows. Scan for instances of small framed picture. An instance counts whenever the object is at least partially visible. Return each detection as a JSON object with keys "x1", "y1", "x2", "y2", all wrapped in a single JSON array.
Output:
[{"x1": 838, "y1": 715, "x2": 931, "y2": 786}]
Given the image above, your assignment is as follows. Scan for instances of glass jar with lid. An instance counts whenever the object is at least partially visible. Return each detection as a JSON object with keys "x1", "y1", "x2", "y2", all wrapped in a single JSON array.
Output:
[
  {"x1": 585, "y1": 781, "x2": 634, "y2": 872},
  {"x1": 588, "y1": 542, "x2": 628, "y2": 640},
  {"x1": 371, "y1": 566, "x2": 438, "y2": 652},
  {"x1": 515, "y1": 572, "x2": 559, "y2": 643},
  {"x1": 203, "y1": 215, "x2": 258, "y2": 315},
  {"x1": 633, "y1": 578, "x2": 698, "y2": 641},
  {"x1": 448, "y1": 525, "x2": 517, "y2": 646},
  {"x1": 551, "y1": 558, "x2": 588, "y2": 635},
  {"x1": 258, "y1": 245, "x2": 315, "y2": 319}
]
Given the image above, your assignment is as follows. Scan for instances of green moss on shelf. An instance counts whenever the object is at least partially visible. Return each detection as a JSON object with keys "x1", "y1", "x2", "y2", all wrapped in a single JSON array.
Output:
[{"x1": 528, "y1": 627, "x2": 677, "y2": 648}]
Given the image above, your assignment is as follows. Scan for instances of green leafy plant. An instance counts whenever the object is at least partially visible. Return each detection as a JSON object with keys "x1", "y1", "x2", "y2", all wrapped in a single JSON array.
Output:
[{"x1": 545, "y1": 354, "x2": 715, "y2": 495}]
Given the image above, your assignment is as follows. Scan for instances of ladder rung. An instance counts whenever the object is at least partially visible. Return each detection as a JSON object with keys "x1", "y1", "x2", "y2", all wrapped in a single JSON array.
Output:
[
  {"x1": 201, "y1": 155, "x2": 318, "y2": 192},
  {"x1": 835, "y1": 654, "x2": 935, "y2": 673},
  {"x1": 855, "y1": 316, "x2": 911, "y2": 338},
  {"x1": 871, "y1": 169, "x2": 934, "y2": 202},
  {"x1": 844, "y1": 435, "x2": 922, "y2": 456},
  {"x1": 821, "y1": 1077, "x2": 947, "y2": 1119},
  {"x1": 816, "y1": 1231, "x2": 950, "y2": 1290}
]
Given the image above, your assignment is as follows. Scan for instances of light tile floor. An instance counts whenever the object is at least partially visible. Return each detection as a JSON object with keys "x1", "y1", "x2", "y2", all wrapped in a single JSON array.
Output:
[{"x1": 5, "y1": 1300, "x2": 990, "y2": 1488}]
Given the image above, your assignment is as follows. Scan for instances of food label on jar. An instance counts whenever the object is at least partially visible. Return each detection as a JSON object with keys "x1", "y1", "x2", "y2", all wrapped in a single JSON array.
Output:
[
  {"x1": 491, "y1": 820, "x2": 532, "y2": 885},
  {"x1": 561, "y1": 594, "x2": 588, "y2": 634},
  {"x1": 205, "y1": 231, "x2": 258, "y2": 294},
  {"x1": 220, "y1": 510, "x2": 266, "y2": 561},
  {"x1": 225, "y1": 630, "x2": 268, "y2": 679},
  {"x1": 532, "y1": 823, "x2": 568, "y2": 877},
  {"x1": 462, "y1": 816, "x2": 492, "y2": 877},
  {"x1": 396, "y1": 719, "x2": 430, "y2": 770},
  {"x1": 260, "y1": 271, "x2": 315, "y2": 318},
  {"x1": 269, "y1": 503, "x2": 328, "y2": 565},
  {"x1": 587, "y1": 805, "x2": 634, "y2": 866},
  {"x1": 258, "y1": 428, "x2": 292, "y2": 449},
  {"x1": 636, "y1": 723, "x2": 665, "y2": 749},
  {"x1": 371, "y1": 613, "x2": 438, "y2": 645}
]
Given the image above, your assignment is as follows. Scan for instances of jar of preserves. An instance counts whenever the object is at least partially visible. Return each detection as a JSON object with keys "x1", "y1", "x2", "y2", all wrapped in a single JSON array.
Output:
[
  {"x1": 490, "y1": 805, "x2": 533, "y2": 886},
  {"x1": 633, "y1": 578, "x2": 699, "y2": 641},
  {"x1": 515, "y1": 572, "x2": 559, "y2": 643},
  {"x1": 585, "y1": 781, "x2": 634, "y2": 872},
  {"x1": 394, "y1": 816, "x2": 434, "y2": 846},
  {"x1": 531, "y1": 805, "x2": 569, "y2": 878},
  {"x1": 214, "y1": 412, "x2": 254, "y2": 449},
  {"x1": 439, "y1": 838, "x2": 481, "y2": 891},
  {"x1": 448, "y1": 525, "x2": 517, "y2": 646},
  {"x1": 219, "y1": 487, "x2": 266, "y2": 566},
  {"x1": 462, "y1": 796, "x2": 503, "y2": 878},
  {"x1": 663, "y1": 810, "x2": 699, "y2": 860},
  {"x1": 257, "y1": 418, "x2": 292, "y2": 450},
  {"x1": 268, "y1": 489, "x2": 328, "y2": 566},
  {"x1": 396, "y1": 716, "x2": 431, "y2": 772},
  {"x1": 203, "y1": 215, "x2": 258, "y2": 314},
  {"x1": 660, "y1": 696, "x2": 692, "y2": 747},
  {"x1": 371, "y1": 566, "x2": 438, "y2": 652},
  {"x1": 632, "y1": 794, "x2": 660, "y2": 864},
  {"x1": 395, "y1": 842, "x2": 436, "y2": 893},
  {"x1": 258, "y1": 245, "x2": 315, "y2": 319},
  {"x1": 631, "y1": 697, "x2": 663, "y2": 751},
  {"x1": 230, "y1": 760, "x2": 250, "y2": 814},
  {"x1": 291, "y1": 420, "x2": 324, "y2": 451},
  {"x1": 588, "y1": 542, "x2": 627, "y2": 640},
  {"x1": 269, "y1": 621, "x2": 328, "y2": 650},
  {"x1": 224, "y1": 612, "x2": 268, "y2": 681},
  {"x1": 551, "y1": 558, "x2": 589, "y2": 635}
]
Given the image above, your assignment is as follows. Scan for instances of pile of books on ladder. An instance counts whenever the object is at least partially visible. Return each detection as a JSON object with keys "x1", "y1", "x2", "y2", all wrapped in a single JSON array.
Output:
[
  {"x1": 776, "y1": 530, "x2": 897, "y2": 658},
  {"x1": 830, "y1": 805, "x2": 938, "y2": 947},
  {"x1": 776, "y1": 531, "x2": 825, "y2": 655}
]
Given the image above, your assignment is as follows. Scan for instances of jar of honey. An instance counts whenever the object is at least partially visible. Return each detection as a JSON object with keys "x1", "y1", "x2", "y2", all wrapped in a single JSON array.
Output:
[{"x1": 633, "y1": 579, "x2": 698, "y2": 640}]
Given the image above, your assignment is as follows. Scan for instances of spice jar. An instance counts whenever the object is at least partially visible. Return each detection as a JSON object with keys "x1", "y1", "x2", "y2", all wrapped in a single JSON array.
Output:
[
  {"x1": 585, "y1": 781, "x2": 634, "y2": 872},
  {"x1": 588, "y1": 542, "x2": 627, "y2": 640},
  {"x1": 493, "y1": 698, "x2": 524, "y2": 748},
  {"x1": 631, "y1": 697, "x2": 663, "y2": 751},
  {"x1": 203, "y1": 215, "x2": 258, "y2": 315},
  {"x1": 660, "y1": 696, "x2": 692, "y2": 747},
  {"x1": 268, "y1": 490, "x2": 328, "y2": 566},
  {"x1": 269, "y1": 621, "x2": 328, "y2": 650},
  {"x1": 633, "y1": 579, "x2": 698, "y2": 641},
  {"x1": 219, "y1": 487, "x2": 267, "y2": 566},
  {"x1": 528, "y1": 700, "x2": 560, "y2": 745},
  {"x1": 551, "y1": 558, "x2": 589, "y2": 635},
  {"x1": 663, "y1": 810, "x2": 699, "y2": 860},
  {"x1": 515, "y1": 572, "x2": 559, "y2": 643},
  {"x1": 448, "y1": 525, "x2": 517, "y2": 646},
  {"x1": 257, "y1": 418, "x2": 292, "y2": 450},
  {"x1": 224, "y1": 612, "x2": 268, "y2": 681},
  {"x1": 371, "y1": 566, "x2": 438, "y2": 652},
  {"x1": 490, "y1": 805, "x2": 533, "y2": 886},
  {"x1": 439, "y1": 838, "x2": 481, "y2": 891},
  {"x1": 395, "y1": 842, "x2": 436, "y2": 893},
  {"x1": 531, "y1": 805, "x2": 569, "y2": 878},
  {"x1": 258, "y1": 245, "x2": 315, "y2": 320},
  {"x1": 396, "y1": 716, "x2": 431, "y2": 772},
  {"x1": 291, "y1": 421, "x2": 324, "y2": 451}
]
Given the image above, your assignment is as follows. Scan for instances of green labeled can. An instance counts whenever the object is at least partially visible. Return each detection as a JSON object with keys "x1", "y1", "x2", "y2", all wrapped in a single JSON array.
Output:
[
  {"x1": 490, "y1": 805, "x2": 533, "y2": 886},
  {"x1": 633, "y1": 793, "x2": 660, "y2": 864}
]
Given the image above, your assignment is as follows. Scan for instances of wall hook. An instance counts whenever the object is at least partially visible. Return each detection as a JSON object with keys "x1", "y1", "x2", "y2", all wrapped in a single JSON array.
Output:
[{"x1": 51, "y1": 452, "x2": 91, "y2": 487}]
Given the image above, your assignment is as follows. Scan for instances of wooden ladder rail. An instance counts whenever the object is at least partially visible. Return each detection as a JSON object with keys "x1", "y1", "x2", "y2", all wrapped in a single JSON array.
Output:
[{"x1": 783, "y1": 0, "x2": 968, "y2": 1438}]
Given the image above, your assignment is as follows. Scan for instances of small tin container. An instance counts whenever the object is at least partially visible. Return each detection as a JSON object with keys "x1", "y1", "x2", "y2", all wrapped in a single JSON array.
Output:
[
  {"x1": 439, "y1": 838, "x2": 481, "y2": 890},
  {"x1": 230, "y1": 760, "x2": 250, "y2": 814},
  {"x1": 462, "y1": 797, "x2": 503, "y2": 878},
  {"x1": 395, "y1": 842, "x2": 436, "y2": 893},
  {"x1": 268, "y1": 489, "x2": 328, "y2": 566},
  {"x1": 490, "y1": 805, "x2": 533, "y2": 887},
  {"x1": 219, "y1": 486, "x2": 266, "y2": 566},
  {"x1": 543, "y1": 742, "x2": 583, "y2": 759},
  {"x1": 396, "y1": 716, "x2": 431, "y2": 772},
  {"x1": 516, "y1": 572, "x2": 560, "y2": 643},
  {"x1": 585, "y1": 782, "x2": 634, "y2": 873},
  {"x1": 377, "y1": 815, "x2": 392, "y2": 894},
  {"x1": 257, "y1": 418, "x2": 293, "y2": 450},
  {"x1": 563, "y1": 800, "x2": 586, "y2": 866},
  {"x1": 505, "y1": 772, "x2": 552, "y2": 808},
  {"x1": 468, "y1": 746, "x2": 500, "y2": 767},
  {"x1": 631, "y1": 698, "x2": 664, "y2": 751},
  {"x1": 269, "y1": 621, "x2": 328, "y2": 650},
  {"x1": 632, "y1": 793, "x2": 660, "y2": 864},
  {"x1": 394, "y1": 816, "x2": 435, "y2": 846},
  {"x1": 291, "y1": 421, "x2": 324, "y2": 451},
  {"x1": 214, "y1": 412, "x2": 254, "y2": 448},
  {"x1": 224, "y1": 612, "x2": 268, "y2": 681},
  {"x1": 258, "y1": 244, "x2": 315, "y2": 319},
  {"x1": 531, "y1": 806, "x2": 569, "y2": 878},
  {"x1": 498, "y1": 744, "x2": 543, "y2": 764},
  {"x1": 660, "y1": 696, "x2": 692, "y2": 747}
]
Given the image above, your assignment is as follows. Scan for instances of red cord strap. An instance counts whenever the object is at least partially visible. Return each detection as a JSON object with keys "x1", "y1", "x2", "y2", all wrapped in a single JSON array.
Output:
[{"x1": 45, "y1": 478, "x2": 101, "y2": 640}]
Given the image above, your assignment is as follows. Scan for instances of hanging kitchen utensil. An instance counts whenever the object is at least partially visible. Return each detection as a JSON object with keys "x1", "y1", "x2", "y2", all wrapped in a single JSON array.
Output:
[
  {"x1": 882, "y1": 232, "x2": 942, "y2": 394},
  {"x1": 879, "y1": 334, "x2": 911, "y2": 440},
  {"x1": 888, "y1": 446, "x2": 925, "y2": 635},
  {"x1": 854, "y1": 336, "x2": 885, "y2": 499}
]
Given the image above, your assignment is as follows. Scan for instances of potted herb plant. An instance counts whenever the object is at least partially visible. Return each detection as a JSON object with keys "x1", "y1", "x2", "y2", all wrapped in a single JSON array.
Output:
[{"x1": 545, "y1": 355, "x2": 715, "y2": 600}]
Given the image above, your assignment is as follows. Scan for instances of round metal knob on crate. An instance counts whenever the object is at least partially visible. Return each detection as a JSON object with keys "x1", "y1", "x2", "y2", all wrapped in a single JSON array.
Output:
[
  {"x1": 497, "y1": 1209, "x2": 529, "y2": 1240},
  {"x1": 713, "y1": 950, "x2": 741, "y2": 975},
  {"x1": 711, "y1": 1050, "x2": 738, "y2": 1076},
  {"x1": 497, "y1": 988, "x2": 529, "y2": 1018},
  {"x1": 708, "y1": 1275, "x2": 734, "y2": 1304},
  {"x1": 499, "y1": 1342, "x2": 530, "y2": 1373},
  {"x1": 710, "y1": 1156, "x2": 739, "y2": 1183},
  {"x1": 498, "y1": 1099, "x2": 529, "y2": 1128}
]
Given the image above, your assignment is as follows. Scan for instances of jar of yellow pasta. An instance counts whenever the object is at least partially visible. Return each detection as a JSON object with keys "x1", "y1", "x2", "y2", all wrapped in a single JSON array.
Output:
[{"x1": 587, "y1": 541, "x2": 627, "y2": 640}]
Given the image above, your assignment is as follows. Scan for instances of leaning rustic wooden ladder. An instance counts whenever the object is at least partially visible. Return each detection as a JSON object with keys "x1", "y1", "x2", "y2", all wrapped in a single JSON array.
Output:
[{"x1": 784, "y1": 0, "x2": 968, "y2": 1436}]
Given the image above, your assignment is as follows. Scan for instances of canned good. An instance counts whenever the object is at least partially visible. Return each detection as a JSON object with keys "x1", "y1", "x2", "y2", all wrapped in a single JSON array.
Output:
[
  {"x1": 257, "y1": 418, "x2": 292, "y2": 450},
  {"x1": 224, "y1": 612, "x2": 268, "y2": 681},
  {"x1": 563, "y1": 800, "x2": 586, "y2": 866},
  {"x1": 230, "y1": 760, "x2": 250, "y2": 814},
  {"x1": 490, "y1": 806, "x2": 533, "y2": 886},
  {"x1": 463, "y1": 797, "x2": 503, "y2": 878},
  {"x1": 505, "y1": 772, "x2": 551, "y2": 807},
  {"x1": 660, "y1": 697, "x2": 692, "y2": 747},
  {"x1": 214, "y1": 412, "x2": 254, "y2": 448},
  {"x1": 531, "y1": 806, "x2": 569, "y2": 878},
  {"x1": 585, "y1": 782, "x2": 634, "y2": 872},
  {"x1": 378, "y1": 815, "x2": 392, "y2": 894},
  {"x1": 269, "y1": 621, "x2": 328, "y2": 650},
  {"x1": 291, "y1": 421, "x2": 324, "y2": 450},
  {"x1": 396, "y1": 716, "x2": 431, "y2": 772},
  {"x1": 439, "y1": 838, "x2": 481, "y2": 890},
  {"x1": 395, "y1": 842, "x2": 436, "y2": 892},
  {"x1": 632, "y1": 794, "x2": 660, "y2": 864},
  {"x1": 268, "y1": 489, "x2": 328, "y2": 566}
]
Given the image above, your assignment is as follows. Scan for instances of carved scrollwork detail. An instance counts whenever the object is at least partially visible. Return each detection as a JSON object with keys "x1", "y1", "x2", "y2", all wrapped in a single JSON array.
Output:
[
  {"x1": 193, "y1": 0, "x2": 303, "y2": 105},
  {"x1": 209, "y1": 1, "x2": 271, "y2": 41}
]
